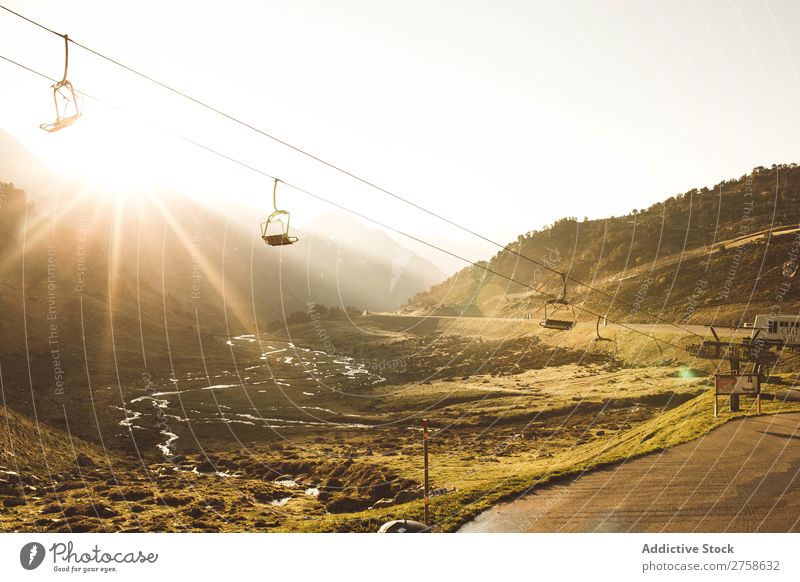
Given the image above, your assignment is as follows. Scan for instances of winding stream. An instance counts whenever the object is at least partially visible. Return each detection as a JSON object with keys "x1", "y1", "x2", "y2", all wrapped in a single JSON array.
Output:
[{"x1": 119, "y1": 336, "x2": 386, "y2": 456}]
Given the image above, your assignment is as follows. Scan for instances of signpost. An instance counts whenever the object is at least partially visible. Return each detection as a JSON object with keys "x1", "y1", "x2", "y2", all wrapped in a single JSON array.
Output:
[{"x1": 714, "y1": 374, "x2": 761, "y2": 417}]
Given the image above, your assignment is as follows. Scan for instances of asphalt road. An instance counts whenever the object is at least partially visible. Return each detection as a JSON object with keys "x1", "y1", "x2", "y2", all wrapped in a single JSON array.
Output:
[{"x1": 459, "y1": 413, "x2": 800, "y2": 533}]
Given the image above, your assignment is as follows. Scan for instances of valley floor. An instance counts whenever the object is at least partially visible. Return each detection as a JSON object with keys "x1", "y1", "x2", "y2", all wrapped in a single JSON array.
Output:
[{"x1": 1, "y1": 314, "x2": 799, "y2": 532}]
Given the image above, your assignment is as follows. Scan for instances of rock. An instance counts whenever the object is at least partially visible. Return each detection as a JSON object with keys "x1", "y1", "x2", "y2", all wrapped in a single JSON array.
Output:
[
  {"x1": 370, "y1": 498, "x2": 395, "y2": 509},
  {"x1": 56, "y1": 481, "x2": 85, "y2": 492},
  {"x1": 253, "y1": 491, "x2": 282, "y2": 504},
  {"x1": 159, "y1": 494, "x2": 192, "y2": 507},
  {"x1": 75, "y1": 453, "x2": 96, "y2": 468},
  {"x1": 195, "y1": 460, "x2": 217, "y2": 473},
  {"x1": 205, "y1": 498, "x2": 226, "y2": 510},
  {"x1": 91, "y1": 504, "x2": 119, "y2": 519},
  {"x1": 67, "y1": 520, "x2": 100, "y2": 533},
  {"x1": 393, "y1": 489, "x2": 422, "y2": 504},
  {"x1": 0, "y1": 485, "x2": 22, "y2": 497},
  {"x1": 109, "y1": 488, "x2": 152, "y2": 502},
  {"x1": 329, "y1": 460, "x2": 354, "y2": 478},
  {"x1": 40, "y1": 503, "x2": 62, "y2": 514},
  {"x1": 185, "y1": 507, "x2": 204, "y2": 519},
  {"x1": 62, "y1": 503, "x2": 118, "y2": 519},
  {"x1": 3, "y1": 498, "x2": 27, "y2": 508},
  {"x1": 321, "y1": 477, "x2": 343, "y2": 491},
  {"x1": 325, "y1": 496, "x2": 370, "y2": 513}
]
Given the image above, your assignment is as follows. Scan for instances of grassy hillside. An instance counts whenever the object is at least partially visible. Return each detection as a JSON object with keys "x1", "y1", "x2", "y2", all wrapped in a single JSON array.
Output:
[
  {"x1": 407, "y1": 164, "x2": 800, "y2": 325},
  {"x1": 0, "y1": 400, "x2": 109, "y2": 474}
]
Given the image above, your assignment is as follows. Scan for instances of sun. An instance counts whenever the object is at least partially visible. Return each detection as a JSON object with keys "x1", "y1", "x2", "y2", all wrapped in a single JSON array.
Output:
[
  {"x1": 33, "y1": 107, "x2": 191, "y2": 199},
  {"x1": 21, "y1": 93, "x2": 279, "y2": 216}
]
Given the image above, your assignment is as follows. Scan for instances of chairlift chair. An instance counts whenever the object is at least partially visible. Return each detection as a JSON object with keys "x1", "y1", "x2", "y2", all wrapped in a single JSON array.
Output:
[
  {"x1": 261, "y1": 179, "x2": 298, "y2": 247},
  {"x1": 539, "y1": 273, "x2": 576, "y2": 331},
  {"x1": 40, "y1": 35, "x2": 82, "y2": 133}
]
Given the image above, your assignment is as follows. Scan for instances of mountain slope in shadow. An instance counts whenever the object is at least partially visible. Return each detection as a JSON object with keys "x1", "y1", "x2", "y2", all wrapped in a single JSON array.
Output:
[{"x1": 0, "y1": 130, "x2": 444, "y2": 445}]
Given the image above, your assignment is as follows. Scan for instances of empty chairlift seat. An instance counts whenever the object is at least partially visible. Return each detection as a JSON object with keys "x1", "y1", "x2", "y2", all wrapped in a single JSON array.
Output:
[
  {"x1": 40, "y1": 35, "x2": 82, "y2": 133},
  {"x1": 261, "y1": 178, "x2": 299, "y2": 247},
  {"x1": 539, "y1": 274, "x2": 576, "y2": 331}
]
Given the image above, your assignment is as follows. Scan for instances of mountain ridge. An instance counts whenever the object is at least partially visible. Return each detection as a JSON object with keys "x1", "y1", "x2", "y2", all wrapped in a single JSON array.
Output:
[{"x1": 404, "y1": 163, "x2": 800, "y2": 325}]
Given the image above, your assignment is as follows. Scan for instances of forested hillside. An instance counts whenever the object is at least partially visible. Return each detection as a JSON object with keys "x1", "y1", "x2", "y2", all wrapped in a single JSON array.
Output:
[{"x1": 406, "y1": 164, "x2": 800, "y2": 325}]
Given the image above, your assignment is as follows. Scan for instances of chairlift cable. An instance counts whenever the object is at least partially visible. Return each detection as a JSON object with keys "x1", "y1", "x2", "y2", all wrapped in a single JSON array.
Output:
[
  {"x1": 0, "y1": 4, "x2": 706, "y2": 340},
  {"x1": 0, "y1": 52, "x2": 692, "y2": 352}
]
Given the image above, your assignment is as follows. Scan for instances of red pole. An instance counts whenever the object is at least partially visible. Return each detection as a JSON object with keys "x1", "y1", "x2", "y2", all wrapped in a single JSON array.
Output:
[{"x1": 422, "y1": 418, "x2": 429, "y2": 525}]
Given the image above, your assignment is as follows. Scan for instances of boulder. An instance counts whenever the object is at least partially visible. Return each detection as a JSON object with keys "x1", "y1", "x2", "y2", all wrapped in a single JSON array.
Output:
[
  {"x1": 185, "y1": 507, "x2": 205, "y2": 519},
  {"x1": 0, "y1": 485, "x2": 22, "y2": 497},
  {"x1": 63, "y1": 503, "x2": 118, "y2": 519},
  {"x1": 393, "y1": 489, "x2": 422, "y2": 504},
  {"x1": 325, "y1": 496, "x2": 370, "y2": 513},
  {"x1": 195, "y1": 460, "x2": 217, "y2": 473},
  {"x1": 75, "y1": 453, "x2": 96, "y2": 468},
  {"x1": 40, "y1": 503, "x2": 62, "y2": 514},
  {"x1": 108, "y1": 488, "x2": 152, "y2": 502},
  {"x1": 55, "y1": 480, "x2": 85, "y2": 492}
]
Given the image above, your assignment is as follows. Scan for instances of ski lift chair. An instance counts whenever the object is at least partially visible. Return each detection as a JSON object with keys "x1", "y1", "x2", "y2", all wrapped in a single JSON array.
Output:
[
  {"x1": 261, "y1": 179, "x2": 298, "y2": 247},
  {"x1": 40, "y1": 35, "x2": 82, "y2": 133},
  {"x1": 539, "y1": 274, "x2": 576, "y2": 331},
  {"x1": 540, "y1": 301, "x2": 576, "y2": 331}
]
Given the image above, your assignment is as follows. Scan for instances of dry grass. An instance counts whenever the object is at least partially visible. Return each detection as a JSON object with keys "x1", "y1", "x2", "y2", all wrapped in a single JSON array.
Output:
[{"x1": 282, "y1": 391, "x2": 800, "y2": 532}]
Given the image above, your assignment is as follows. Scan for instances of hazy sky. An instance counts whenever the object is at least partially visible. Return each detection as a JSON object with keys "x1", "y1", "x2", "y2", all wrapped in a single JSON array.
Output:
[{"x1": 2, "y1": 0, "x2": 800, "y2": 272}]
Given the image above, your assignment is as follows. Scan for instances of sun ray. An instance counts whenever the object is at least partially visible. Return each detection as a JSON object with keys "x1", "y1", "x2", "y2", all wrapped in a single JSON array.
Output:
[
  {"x1": 0, "y1": 183, "x2": 104, "y2": 278},
  {"x1": 144, "y1": 191, "x2": 254, "y2": 332}
]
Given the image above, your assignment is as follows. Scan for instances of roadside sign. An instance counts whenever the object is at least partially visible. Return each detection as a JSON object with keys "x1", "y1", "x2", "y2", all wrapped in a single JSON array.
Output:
[
  {"x1": 714, "y1": 374, "x2": 761, "y2": 417},
  {"x1": 715, "y1": 374, "x2": 760, "y2": 395}
]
